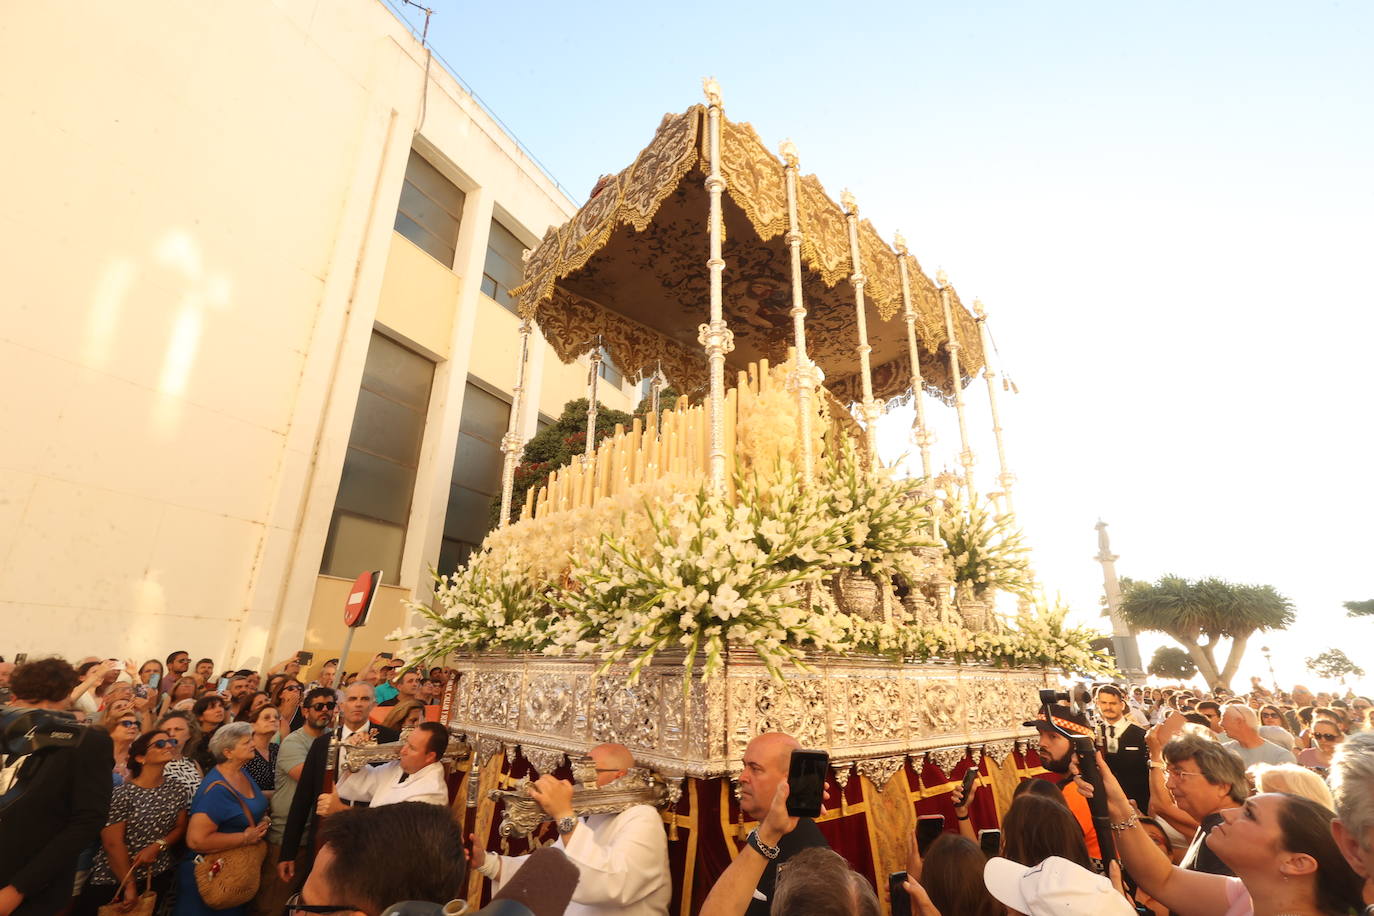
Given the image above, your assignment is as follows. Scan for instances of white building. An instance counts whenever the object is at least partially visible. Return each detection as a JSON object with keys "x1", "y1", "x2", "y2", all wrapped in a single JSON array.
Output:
[{"x1": 0, "y1": 0, "x2": 635, "y2": 672}]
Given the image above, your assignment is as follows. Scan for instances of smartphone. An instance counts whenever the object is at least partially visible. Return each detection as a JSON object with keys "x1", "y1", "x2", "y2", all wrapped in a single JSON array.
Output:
[
  {"x1": 959, "y1": 765, "x2": 978, "y2": 802},
  {"x1": 133, "y1": 684, "x2": 148, "y2": 699},
  {"x1": 887, "y1": 872, "x2": 911, "y2": 916},
  {"x1": 148, "y1": 672, "x2": 161, "y2": 689},
  {"x1": 785, "y1": 749, "x2": 829, "y2": 818},
  {"x1": 216, "y1": 676, "x2": 230, "y2": 693},
  {"x1": 14, "y1": 653, "x2": 27, "y2": 665},
  {"x1": 378, "y1": 652, "x2": 394, "y2": 660},
  {"x1": 916, "y1": 814, "x2": 944, "y2": 856},
  {"x1": 978, "y1": 828, "x2": 1002, "y2": 858},
  {"x1": 296, "y1": 650, "x2": 314, "y2": 666}
]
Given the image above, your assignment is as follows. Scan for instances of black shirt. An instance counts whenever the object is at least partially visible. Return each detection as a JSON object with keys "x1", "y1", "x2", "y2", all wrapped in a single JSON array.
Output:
[
  {"x1": 1180, "y1": 811, "x2": 1234, "y2": 877},
  {"x1": 745, "y1": 818, "x2": 829, "y2": 916}
]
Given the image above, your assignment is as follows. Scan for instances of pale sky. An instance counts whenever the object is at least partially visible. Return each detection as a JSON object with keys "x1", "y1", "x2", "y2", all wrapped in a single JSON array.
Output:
[{"x1": 394, "y1": 0, "x2": 1373, "y2": 692}]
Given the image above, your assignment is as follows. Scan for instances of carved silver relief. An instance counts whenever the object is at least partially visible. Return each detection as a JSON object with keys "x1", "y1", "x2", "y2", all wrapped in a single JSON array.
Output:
[
  {"x1": 524, "y1": 673, "x2": 575, "y2": 735},
  {"x1": 926, "y1": 747, "x2": 968, "y2": 778},
  {"x1": 982, "y1": 740, "x2": 1015, "y2": 766},
  {"x1": 519, "y1": 745, "x2": 566, "y2": 776},
  {"x1": 855, "y1": 755, "x2": 906, "y2": 791},
  {"x1": 490, "y1": 768, "x2": 669, "y2": 838}
]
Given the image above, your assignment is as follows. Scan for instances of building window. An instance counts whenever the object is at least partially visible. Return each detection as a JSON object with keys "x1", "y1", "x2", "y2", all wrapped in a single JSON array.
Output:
[
  {"x1": 479, "y1": 218, "x2": 526, "y2": 313},
  {"x1": 394, "y1": 149, "x2": 465, "y2": 268},
  {"x1": 321, "y1": 332, "x2": 435, "y2": 585},
  {"x1": 438, "y1": 382, "x2": 510, "y2": 577},
  {"x1": 596, "y1": 347, "x2": 623, "y2": 388}
]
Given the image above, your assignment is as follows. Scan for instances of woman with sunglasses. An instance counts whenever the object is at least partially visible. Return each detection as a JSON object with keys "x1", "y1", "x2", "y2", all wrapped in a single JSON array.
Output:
[
  {"x1": 1296, "y1": 719, "x2": 1345, "y2": 770},
  {"x1": 73, "y1": 730, "x2": 192, "y2": 916},
  {"x1": 103, "y1": 703, "x2": 143, "y2": 784}
]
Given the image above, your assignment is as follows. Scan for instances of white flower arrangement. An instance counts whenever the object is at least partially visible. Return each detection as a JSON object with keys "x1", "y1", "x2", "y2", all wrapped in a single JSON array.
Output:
[
  {"x1": 401, "y1": 424, "x2": 1110, "y2": 682},
  {"x1": 938, "y1": 493, "x2": 1034, "y2": 599}
]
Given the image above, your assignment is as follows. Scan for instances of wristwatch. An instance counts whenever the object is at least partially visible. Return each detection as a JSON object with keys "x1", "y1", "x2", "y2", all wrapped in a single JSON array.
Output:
[
  {"x1": 155, "y1": 839, "x2": 169, "y2": 851},
  {"x1": 747, "y1": 829, "x2": 780, "y2": 860},
  {"x1": 556, "y1": 815, "x2": 578, "y2": 835},
  {"x1": 1148, "y1": 760, "x2": 1167, "y2": 770}
]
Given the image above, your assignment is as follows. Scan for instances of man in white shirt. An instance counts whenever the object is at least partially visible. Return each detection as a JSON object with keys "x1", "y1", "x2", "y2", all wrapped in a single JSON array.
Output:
[
  {"x1": 316, "y1": 722, "x2": 450, "y2": 812},
  {"x1": 468, "y1": 743, "x2": 670, "y2": 916}
]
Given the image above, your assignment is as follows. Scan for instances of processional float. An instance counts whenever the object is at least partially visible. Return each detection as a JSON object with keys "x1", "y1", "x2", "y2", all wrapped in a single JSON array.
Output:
[{"x1": 405, "y1": 82, "x2": 1108, "y2": 914}]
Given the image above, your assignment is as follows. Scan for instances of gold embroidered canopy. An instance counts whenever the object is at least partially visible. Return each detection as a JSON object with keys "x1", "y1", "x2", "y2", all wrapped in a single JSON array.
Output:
[{"x1": 511, "y1": 105, "x2": 985, "y2": 405}]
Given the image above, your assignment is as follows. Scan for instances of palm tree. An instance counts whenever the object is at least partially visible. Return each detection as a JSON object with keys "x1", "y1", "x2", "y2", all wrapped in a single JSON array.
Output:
[{"x1": 1120, "y1": 575, "x2": 1294, "y2": 690}]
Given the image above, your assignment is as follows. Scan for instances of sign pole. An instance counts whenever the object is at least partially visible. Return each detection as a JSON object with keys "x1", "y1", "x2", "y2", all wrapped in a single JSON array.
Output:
[
  {"x1": 331, "y1": 629, "x2": 356, "y2": 691},
  {"x1": 334, "y1": 570, "x2": 382, "y2": 691}
]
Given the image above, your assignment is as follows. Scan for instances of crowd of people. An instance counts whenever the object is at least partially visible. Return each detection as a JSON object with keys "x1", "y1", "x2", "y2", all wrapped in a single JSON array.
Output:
[{"x1": 2, "y1": 650, "x2": 1373, "y2": 916}]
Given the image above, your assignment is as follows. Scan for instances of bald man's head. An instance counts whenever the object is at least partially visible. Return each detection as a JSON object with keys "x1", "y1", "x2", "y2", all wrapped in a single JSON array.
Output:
[
  {"x1": 739, "y1": 732, "x2": 800, "y2": 820},
  {"x1": 590, "y1": 743, "x2": 634, "y2": 787}
]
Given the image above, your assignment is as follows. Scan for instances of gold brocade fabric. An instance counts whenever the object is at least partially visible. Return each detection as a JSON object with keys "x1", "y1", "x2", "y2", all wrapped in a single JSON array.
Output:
[
  {"x1": 509, "y1": 104, "x2": 984, "y2": 400},
  {"x1": 536, "y1": 286, "x2": 709, "y2": 394},
  {"x1": 857, "y1": 218, "x2": 902, "y2": 321},
  {"x1": 720, "y1": 119, "x2": 788, "y2": 242},
  {"x1": 796, "y1": 173, "x2": 852, "y2": 287}
]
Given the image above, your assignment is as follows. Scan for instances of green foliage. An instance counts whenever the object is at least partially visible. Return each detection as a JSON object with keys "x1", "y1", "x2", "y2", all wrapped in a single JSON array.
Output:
[
  {"x1": 1148, "y1": 645, "x2": 1198, "y2": 680},
  {"x1": 1305, "y1": 648, "x2": 1365, "y2": 683},
  {"x1": 1344, "y1": 599, "x2": 1374, "y2": 618},
  {"x1": 1120, "y1": 575, "x2": 1294, "y2": 689}
]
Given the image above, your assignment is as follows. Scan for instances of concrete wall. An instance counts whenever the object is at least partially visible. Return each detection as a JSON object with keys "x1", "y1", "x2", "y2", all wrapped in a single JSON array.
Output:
[{"x1": 0, "y1": 0, "x2": 634, "y2": 667}]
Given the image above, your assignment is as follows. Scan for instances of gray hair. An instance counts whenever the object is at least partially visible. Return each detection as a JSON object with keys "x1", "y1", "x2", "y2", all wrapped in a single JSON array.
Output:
[
  {"x1": 1330, "y1": 731, "x2": 1374, "y2": 850},
  {"x1": 344, "y1": 682, "x2": 375, "y2": 701},
  {"x1": 207, "y1": 721, "x2": 253, "y2": 762},
  {"x1": 1163, "y1": 733, "x2": 1248, "y2": 804}
]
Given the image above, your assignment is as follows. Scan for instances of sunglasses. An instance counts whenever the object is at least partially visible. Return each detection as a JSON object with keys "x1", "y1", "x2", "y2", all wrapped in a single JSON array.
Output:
[
  {"x1": 151, "y1": 738, "x2": 177, "y2": 748},
  {"x1": 1314, "y1": 732, "x2": 1341, "y2": 741},
  {"x1": 309, "y1": 701, "x2": 337, "y2": 711},
  {"x1": 282, "y1": 685, "x2": 303, "y2": 692},
  {"x1": 118, "y1": 720, "x2": 139, "y2": 729}
]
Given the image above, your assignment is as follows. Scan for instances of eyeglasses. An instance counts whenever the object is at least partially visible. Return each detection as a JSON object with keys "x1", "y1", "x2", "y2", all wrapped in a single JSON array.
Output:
[
  {"x1": 1164, "y1": 768, "x2": 1205, "y2": 782},
  {"x1": 283, "y1": 892, "x2": 361, "y2": 916},
  {"x1": 118, "y1": 720, "x2": 139, "y2": 729},
  {"x1": 282, "y1": 685, "x2": 302, "y2": 692},
  {"x1": 151, "y1": 738, "x2": 177, "y2": 748},
  {"x1": 308, "y1": 701, "x2": 337, "y2": 711},
  {"x1": 1313, "y1": 731, "x2": 1342, "y2": 741}
]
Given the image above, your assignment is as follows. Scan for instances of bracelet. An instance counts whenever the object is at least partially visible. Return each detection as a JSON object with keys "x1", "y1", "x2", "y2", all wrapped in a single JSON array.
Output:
[
  {"x1": 1148, "y1": 760, "x2": 1167, "y2": 770},
  {"x1": 956, "y1": 814, "x2": 970, "y2": 821},
  {"x1": 747, "y1": 829, "x2": 780, "y2": 860},
  {"x1": 1109, "y1": 814, "x2": 1140, "y2": 831}
]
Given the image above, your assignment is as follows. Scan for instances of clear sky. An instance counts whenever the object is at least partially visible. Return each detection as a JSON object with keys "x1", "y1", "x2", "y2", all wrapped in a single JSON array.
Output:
[{"x1": 394, "y1": 0, "x2": 1373, "y2": 692}]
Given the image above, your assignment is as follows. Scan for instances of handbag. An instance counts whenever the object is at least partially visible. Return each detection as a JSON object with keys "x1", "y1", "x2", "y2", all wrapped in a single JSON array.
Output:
[
  {"x1": 192, "y1": 780, "x2": 268, "y2": 909},
  {"x1": 97, "y1": 868, "x2": 156, "y2": 916}
]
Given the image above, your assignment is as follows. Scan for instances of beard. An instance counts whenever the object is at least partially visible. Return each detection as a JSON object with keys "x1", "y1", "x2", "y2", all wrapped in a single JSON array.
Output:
[{"x1": 1040, "y1": 746, "x2": 1072, "y2": 774}]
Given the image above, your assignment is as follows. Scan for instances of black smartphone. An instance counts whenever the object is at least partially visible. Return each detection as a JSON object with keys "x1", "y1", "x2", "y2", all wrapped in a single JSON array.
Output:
[
  {"x1": 296, "y1": 651, "x2": 314, "y2": 666},
  {"x1": 916, "y1": 814, "x2": 944, "y2": 855},
  {"x1": 378, "y1": 651, "x2": 394, "y2": 660},
  {"x1": 785, "y1": 749, "x2": 829, "y2": 818},
  {"x1": 887, "y1": 872, "x2": 911, "y2": 916},
  {"x1": 959, "y1": 765, "x2": 978, "y2": 802},
  {"x1": 978, "y1": 828, "x2": 1001, "y2": 858},
  {"x1": 14, "y1": 653, "x2": 27, "y2": 665},
  {"x1": 216, "y1": 676, "x2": 230, "y2": 693}
]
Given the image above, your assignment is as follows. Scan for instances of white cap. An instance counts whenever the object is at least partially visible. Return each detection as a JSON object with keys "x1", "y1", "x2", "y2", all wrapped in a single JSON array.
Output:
[{"x1": 983, "y1": 856, "x2": 1138, "y2": 916}]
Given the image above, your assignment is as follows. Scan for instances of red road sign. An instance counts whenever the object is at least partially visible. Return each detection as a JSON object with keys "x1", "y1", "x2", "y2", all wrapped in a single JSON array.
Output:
[{"x1": 343, "y1": 570, "x2": 382, "y2": 628}]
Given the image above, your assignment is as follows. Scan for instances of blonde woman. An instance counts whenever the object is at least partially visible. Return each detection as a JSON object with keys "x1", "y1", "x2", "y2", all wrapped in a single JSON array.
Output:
[{"x1": 1249, "y1": 763, "x2": 1335, "y2": 810}]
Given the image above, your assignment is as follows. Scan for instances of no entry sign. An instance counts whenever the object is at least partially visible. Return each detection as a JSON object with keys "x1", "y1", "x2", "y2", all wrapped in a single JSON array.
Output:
[{"x1": 344, "y1": 570, "x2": 382, "y2": 628}]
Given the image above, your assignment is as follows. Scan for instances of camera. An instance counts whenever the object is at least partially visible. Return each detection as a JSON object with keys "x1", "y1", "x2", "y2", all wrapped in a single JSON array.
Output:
[{"x1": 1039, "y1": 688, "x2": 1070, "y2": 705}]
